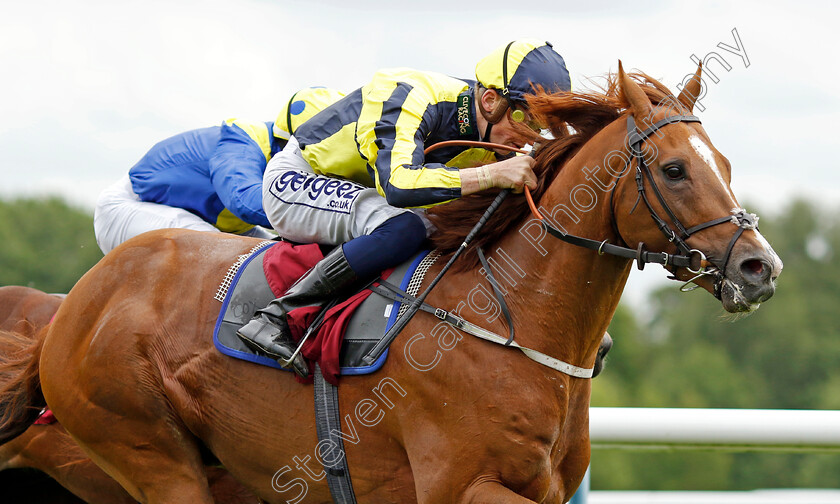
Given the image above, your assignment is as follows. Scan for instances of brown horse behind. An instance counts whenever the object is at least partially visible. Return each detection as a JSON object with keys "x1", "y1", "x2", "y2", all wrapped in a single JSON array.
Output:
[
  {"x1": 3, "y1": 64, "x2": 781, "y2": 503},
  {"x1": 0, "y1": 286, "x2": 256, "y2": 504}
]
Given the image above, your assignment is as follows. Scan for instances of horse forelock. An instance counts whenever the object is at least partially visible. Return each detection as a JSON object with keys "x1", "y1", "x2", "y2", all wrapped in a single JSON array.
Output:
[{"x1": 427, "y1": 72, "x2": 688, "y2": 271}]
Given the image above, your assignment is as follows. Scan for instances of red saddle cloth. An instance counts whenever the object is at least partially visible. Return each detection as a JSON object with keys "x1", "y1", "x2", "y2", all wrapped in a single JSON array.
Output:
[
  {"x1": 262, "y1": 242, "x2": 390, "y2": 386},
  {"x1": 34, "y1": 409, "x2": 57, "y2": 425}
]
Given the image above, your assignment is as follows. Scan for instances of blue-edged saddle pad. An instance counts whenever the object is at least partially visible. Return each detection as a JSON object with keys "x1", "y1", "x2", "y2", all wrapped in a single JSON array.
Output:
[{"x1": 213, "y1": 242, "x2": 431, "y2": 375}]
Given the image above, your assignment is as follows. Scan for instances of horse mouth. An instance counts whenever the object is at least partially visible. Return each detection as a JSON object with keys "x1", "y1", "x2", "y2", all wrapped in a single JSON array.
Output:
[{"x1": 719, "y1": 278, "x2": 764, "y2": 314}]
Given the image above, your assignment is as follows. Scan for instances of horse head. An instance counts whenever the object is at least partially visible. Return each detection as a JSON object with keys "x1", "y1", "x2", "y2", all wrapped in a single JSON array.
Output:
[
  {"x1": 611, "y1": 61, "x2": 783, "y2": 312},
  {"x1": 430, "y1": 61, "x2": 783, "y2": 316}
]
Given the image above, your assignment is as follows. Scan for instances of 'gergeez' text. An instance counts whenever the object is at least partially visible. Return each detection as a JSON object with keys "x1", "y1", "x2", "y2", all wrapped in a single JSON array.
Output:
[
  {"x1": 271, "y1": 170, "x2": 364, "y2": 214},
  {"x1": 275, "y1": 171, "x2": 363, "y2": 201}
]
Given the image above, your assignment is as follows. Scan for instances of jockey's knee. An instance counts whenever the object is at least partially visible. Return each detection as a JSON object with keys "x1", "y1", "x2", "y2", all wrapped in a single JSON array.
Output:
[
  {"x1": 342, "y1": 212, "x2": 427, "y2": 278},
  {"x1": 374, "y1": 212, "x2": 427, "y2": 253}
]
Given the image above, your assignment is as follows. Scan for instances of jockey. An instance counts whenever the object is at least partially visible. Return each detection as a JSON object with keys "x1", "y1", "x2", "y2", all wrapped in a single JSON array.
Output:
[
  {"x1": 93, "y1": 87, "x2": 345, "y2": 254},
  {"x1": 237, "y1": 39, "x2": 571, "y2": 377}
]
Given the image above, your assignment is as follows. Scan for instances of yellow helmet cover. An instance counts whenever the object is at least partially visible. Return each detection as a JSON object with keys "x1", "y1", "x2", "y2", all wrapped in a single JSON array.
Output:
[
  {"x1": 274, "y1": 87, "x2": 346, "y2": 140},
  {"x1": 475, "y1": 39, "x2": 571, "y2": 104}
]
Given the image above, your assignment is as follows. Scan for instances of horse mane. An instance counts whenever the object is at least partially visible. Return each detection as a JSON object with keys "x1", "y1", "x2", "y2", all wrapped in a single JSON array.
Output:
[{"x1": 426, "y1": 71, "x2": 688, "y2": 271}]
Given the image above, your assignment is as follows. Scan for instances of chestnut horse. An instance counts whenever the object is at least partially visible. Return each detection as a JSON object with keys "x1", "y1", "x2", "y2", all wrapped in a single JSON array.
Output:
[
  {"x1": 0, "y1": 286, "x2": 257, "y2": 504},
  {"x1": 3, "y1": 64, "x2": 781, "y2": 503}
]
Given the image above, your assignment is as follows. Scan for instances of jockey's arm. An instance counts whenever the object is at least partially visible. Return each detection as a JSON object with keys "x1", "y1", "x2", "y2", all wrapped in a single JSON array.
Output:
[
  {"x1": 208, "y1": 119, "x2": 275, "y2": 228},
  {"x1": 358, "y1": 91, "x2": 537, "y2": 205}
]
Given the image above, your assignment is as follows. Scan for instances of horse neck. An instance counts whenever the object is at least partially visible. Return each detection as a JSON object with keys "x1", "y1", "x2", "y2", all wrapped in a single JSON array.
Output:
[{"x1": 467, "y1": 120, "x2": 633, "y2": 369}]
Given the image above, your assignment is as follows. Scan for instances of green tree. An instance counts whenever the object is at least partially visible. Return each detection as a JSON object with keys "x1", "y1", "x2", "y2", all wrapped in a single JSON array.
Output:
[
  {"x1": 590, "y1": 198, "x2": 840, "y2": 490},
  {"x1": 0, "y1": 197, "x2": 102, "y2": 292}
]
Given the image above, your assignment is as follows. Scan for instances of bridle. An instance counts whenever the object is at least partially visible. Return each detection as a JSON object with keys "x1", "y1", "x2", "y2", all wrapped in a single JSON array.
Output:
[
  {"x1": 373, "y1": 114, "x2": 761, "y2": 377},
  {"x1": 528, "y1": 111, "x2": 760, "y2": 298}
]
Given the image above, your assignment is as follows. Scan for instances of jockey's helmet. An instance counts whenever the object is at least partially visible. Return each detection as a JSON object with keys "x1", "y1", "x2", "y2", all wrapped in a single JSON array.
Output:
[
  {"x1": 274, "y1": 87, "x2": 346, "y2": 140},
  {"x1": 475, "y1": 39, "x2": 571, "y2": 110}
]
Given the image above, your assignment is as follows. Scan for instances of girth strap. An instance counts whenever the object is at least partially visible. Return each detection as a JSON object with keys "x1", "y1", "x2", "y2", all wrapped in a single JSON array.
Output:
[
  {"x1": 369, "y1": 282, "x2": 594, "y2": 378},
  {"x1": 313, "y1": 363, "x2": 358, "y2": 503}
]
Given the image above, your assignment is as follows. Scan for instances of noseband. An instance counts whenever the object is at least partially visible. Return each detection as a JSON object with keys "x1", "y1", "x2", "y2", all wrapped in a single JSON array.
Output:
[{"x1": 535, "y1": 111, "x2": 760, "y2": 298}]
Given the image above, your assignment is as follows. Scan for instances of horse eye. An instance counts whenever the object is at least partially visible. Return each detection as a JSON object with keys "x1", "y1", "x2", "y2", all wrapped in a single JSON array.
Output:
[{"x1": 664, "y1": 165, "x2": 685, "y2": 180}]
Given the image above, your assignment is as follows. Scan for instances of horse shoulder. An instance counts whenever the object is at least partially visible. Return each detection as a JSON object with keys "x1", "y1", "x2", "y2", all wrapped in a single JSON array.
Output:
[{"x1": 367, "y1": 331, "x2": 573, "y2": 502}]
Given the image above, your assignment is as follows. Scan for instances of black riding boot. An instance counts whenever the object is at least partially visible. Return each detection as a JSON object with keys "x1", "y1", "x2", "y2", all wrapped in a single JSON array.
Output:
[{"x1": 236, "y1": 246, "x2": 358, "y2": 377}]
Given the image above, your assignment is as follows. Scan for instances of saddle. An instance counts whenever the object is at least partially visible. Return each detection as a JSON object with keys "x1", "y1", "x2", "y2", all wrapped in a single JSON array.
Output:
[{"x1": 213, "y1": 240, "x2": 436, "y2": 385}]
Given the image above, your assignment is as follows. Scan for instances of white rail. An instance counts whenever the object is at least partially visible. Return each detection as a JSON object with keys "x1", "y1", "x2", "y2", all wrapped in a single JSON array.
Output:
[
  {"x1": 588, "y1": 489, "x2": 840, "y2": 503},
  {"x1": 589, "y1": 407, "x2": 840, "y2": 452}
]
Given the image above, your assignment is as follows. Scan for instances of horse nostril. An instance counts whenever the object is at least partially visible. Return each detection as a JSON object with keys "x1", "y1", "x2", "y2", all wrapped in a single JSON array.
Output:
[
  {"x1": 745, "y1": 259, "x2": 763, "y2": 276},
  {"x1": 740, "y1": 258, "x2": 770, "y2": 282}
]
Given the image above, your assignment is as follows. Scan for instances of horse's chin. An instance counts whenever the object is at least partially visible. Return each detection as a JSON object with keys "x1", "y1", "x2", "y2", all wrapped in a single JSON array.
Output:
[{"x1": 719, "y1": 278, "x2": 761, "y2": 315}]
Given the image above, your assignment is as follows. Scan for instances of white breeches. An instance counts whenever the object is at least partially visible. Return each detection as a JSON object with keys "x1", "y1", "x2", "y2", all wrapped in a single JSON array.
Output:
[{"x1": 93, "y1": 175, "x2": 274, "y2": 254}]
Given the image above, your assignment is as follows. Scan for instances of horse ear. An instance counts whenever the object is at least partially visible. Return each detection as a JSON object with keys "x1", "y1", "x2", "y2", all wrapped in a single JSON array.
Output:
[
  {"x1": 677, "y1": 62, "x2": 703, "y2": 112},
  {"x1": 618, "y1": 61, "x2": 652, "y2": 127}
]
